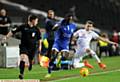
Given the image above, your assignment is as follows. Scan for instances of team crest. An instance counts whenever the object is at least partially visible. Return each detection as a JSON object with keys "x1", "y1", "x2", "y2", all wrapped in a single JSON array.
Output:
[{"x1": 32, "y1": 32, "x2": 36, "y2": 37}]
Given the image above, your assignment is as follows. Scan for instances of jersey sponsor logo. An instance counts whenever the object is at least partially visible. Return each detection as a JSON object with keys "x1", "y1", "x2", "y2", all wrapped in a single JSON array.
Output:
[{"x1": 32, "y1": 32, "x2": 36, "y2": 37}]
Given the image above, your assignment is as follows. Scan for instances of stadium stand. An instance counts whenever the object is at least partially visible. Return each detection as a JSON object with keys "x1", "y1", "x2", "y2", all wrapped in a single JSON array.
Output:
[
  {"x1": 1, "y1": 0, "x2": 120, "y2": 31},
  {"x1": 9, "y1": 0, "x2": 120, "y2": 31}
]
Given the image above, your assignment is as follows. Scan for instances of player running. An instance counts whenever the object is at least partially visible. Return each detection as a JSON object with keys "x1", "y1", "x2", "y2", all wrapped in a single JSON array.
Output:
[
  {"x1": 45, "y1": 13, "x2": 77, "y2": 78},
  {"x1": 72, "y1": 20, "x2": 117, "y2": 69}
]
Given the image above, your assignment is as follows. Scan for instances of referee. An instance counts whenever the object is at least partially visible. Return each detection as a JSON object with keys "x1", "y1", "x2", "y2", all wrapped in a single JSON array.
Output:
[{"x1": 3, "y1": 15, "x2": 42, "y2": 79}]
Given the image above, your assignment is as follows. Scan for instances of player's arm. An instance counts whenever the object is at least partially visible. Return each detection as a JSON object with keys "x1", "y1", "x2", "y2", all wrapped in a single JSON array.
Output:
[
  {"x1": 37, "y1": 29, "x2": 43, "y2": 53},
  {"x1": 38, "y1": 39, "x2": 42, "y2": 53},
  {"x1": 3, "y1": 25, "x2": 21, "y2": 40},
  {"x1": 98, "y1": 36, "x2": 118, "y2": 45},
  {"x1": 5, "y1": 31, "x2": 13, "y2": 39},
  {"x1": 72, "y1": 29, "x2": 80, "y2": 41},
  {"x1": 72, "y1": 34, "x2": 77, "y2": 42},
  {"x1": 52, "y1": 19, "x2": 62, "y2": 30},
  {"x1": 52, "y1": 23, "x2": 59, "y2": 30},
  {"x1": 72, "y1": 35, "x2": 78, "y2": 41},
  {"x1": 46, "y1": 21, "x2": 54, "y2": 30}
]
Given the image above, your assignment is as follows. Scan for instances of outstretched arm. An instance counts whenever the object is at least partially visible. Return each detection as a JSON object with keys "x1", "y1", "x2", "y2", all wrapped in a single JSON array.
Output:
[
  {"x1": 98, "y1": 36, "x2": 118, "y2": 45},
  {"x1": 2, "y1": 31, "x2": 13, "y2": 41}
]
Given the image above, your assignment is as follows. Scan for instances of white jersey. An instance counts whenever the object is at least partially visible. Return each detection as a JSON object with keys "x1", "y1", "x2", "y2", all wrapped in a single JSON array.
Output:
[
  {"x1": 73, "y1": 29, "x2": 99, "y2": 48},
  {"x1": 73, "y1": 29, "x2": 101, "y2": 67}
]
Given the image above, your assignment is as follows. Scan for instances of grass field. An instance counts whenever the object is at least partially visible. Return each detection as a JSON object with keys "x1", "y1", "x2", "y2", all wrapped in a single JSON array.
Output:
[{"x1": 0, "y1": 56, "x2": 120, "y2": 82}]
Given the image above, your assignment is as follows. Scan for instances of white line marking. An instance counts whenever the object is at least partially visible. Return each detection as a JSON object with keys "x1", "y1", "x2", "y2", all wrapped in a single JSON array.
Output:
[{"x1": 48, "y1": 69, "x2": 120, "y2": 82}]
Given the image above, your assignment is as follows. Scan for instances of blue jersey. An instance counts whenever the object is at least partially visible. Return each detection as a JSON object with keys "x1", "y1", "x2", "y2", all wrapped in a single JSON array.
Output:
[
  {"x1": 55, "y1": 20, "x2": 77, "y2": 43},
  {"x1": 52, "y1": 20, "x2": 77, "y2": 52}
]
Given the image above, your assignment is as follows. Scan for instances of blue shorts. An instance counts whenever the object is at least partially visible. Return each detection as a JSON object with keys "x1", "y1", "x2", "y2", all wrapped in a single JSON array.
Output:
[{"x1": 52, "y1": 40, "x2": 69, "y2": 52}]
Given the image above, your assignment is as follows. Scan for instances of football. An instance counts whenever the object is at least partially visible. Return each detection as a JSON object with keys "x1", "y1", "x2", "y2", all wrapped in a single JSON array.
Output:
[
  {"x1": 39, "y1": 55, "x2": 49, "y2": 68},
  {"x1": 80, "y1": 68, "x2": 89, "y2": 77}
]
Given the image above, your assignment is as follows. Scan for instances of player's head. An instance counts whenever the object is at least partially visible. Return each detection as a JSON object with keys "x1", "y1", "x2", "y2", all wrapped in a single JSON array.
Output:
[
  {"x1": 0, "y1": 9, "x2": 7, "y2": 16},
  {"x1": 47, "y1": 10, "x2": 55, "y2": 19},
  {"x1": 64, "y1": 13, "x2": 73, "y2": 23},
  {"x1": 28, "y1": 15, "x2": 38, "y2": 26},
  {"x1": 85, "y1": 20, "x2": 94, "y2": 31},
  {"x1": 101, "y1": 33, "x2": 108, "y2": 38}
]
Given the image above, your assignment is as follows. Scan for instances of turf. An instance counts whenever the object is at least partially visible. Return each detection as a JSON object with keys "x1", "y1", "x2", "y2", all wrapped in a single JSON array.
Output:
[
  {"x1": 0, "y1": 56, "x2": 120, "y2": 82},
  {"x1": 53, "y1": 71, "x2": 120, "y2": 82}
]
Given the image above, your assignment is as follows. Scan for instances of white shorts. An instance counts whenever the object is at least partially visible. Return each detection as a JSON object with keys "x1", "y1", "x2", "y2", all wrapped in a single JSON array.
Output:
[{"x1": 74, "y1": 46, "x2": 95, "y2": 60}]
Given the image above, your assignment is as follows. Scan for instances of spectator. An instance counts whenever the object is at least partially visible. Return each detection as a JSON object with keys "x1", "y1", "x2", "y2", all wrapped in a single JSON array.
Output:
[
  {"x1": 111, "y1": 30, "x2": 119, "y2": 56},
  {"x1": 97, "y1": 33, "x2": 109, "y2": 58},
  {"x1": 0, "y1": 8, "x2": 11, "y2": 35}
]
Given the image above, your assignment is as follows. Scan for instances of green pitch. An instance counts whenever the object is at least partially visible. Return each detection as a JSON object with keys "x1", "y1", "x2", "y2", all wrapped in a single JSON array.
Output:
[{"x1": 0, "y1": 56, "x2": 120, "y2": 82}]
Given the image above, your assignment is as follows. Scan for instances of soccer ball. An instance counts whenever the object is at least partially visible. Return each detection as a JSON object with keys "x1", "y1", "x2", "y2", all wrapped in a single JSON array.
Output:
[
  {"x1": 39, "y1": 55, "x2": 49, "y2": 68},
  {"x1": 80, "y1": 68, "x2": 89, "y2": 77}
]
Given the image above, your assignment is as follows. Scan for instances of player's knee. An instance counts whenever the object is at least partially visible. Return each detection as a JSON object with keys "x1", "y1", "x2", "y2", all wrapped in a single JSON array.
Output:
[
  {"x1": 86, "y1": 49, "x2": 90, "y2": 53},
  {"x1": 90, "y1": 50, "x2": 96, "y2": 56},
  {"x1": 20, "y1": 54, "x2": 27, "y2": 61},
  {"x1": 86, "y1": 49, "x2": 95, "y2": 55},
  {"x1": 51, "y1": 49, "x2": 58, "y2": 55},
  {"x1": 62, "y1": 51, "x2": 69, "y2": 59}
]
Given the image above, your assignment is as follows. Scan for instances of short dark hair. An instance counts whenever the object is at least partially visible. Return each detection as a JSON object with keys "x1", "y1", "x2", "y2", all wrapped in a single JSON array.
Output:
[
  {"x1": 28, "y1": 15, "x2": 38, "y2": 22},
  {"x1": 48, "y1": 10, "x2": 54, "y2": 13},
  {"x1": 65, "y1": 13, "x2": 73, "y2": 18},
  {"x1": 86, "y1": 20, "x2": 94, "y2": 25}
]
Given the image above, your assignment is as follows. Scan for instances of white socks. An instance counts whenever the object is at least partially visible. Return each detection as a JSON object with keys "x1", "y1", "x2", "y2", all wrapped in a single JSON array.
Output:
[{"x1": 91, "y1": 54, "x2": 101, "y2": 63}]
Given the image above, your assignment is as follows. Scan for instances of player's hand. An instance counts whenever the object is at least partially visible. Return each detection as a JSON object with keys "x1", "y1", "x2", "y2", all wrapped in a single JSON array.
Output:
[
  {"x1": 114, "y1": 42, "x2": 118, "y2": 47},
  {"x1": 2, "y1": 36, "x2": 7, "y2": 42}
]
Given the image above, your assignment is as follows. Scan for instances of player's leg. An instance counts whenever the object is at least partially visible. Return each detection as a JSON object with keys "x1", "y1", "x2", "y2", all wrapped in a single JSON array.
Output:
[
  {"x1": 56, "y1": 42, "x2": 70, "y2": 68},
  {"x1": 19, "y1": 54, "x2": 29, "y2": 79},
  {"x1": 56, "y1": 51, "x2": 69, "y2": 68},
  {"x1": 45, "y1": 46, "x2": 59, "y2": 78},
  {"x1": 86, "y1": 49, "x2": 106, "y2": 69},
  {"x1": 46, "y1": 39, "x2": 54, "y2": 58},
  {"x1": 73, "y1": 54, "x2": 84, "y2": 68},
  {"x1": 45, "y1": 49, "x2": 58, "y2": 78},
  {"x1": 28, "y1": 56, "x2": 33, "y2": 71},
  {"x1": 73, "y1": 49, "x2": 93, "y2": 68},
  {"x1": 28, "y1": 50, "x2": 36, "y2": 71}
]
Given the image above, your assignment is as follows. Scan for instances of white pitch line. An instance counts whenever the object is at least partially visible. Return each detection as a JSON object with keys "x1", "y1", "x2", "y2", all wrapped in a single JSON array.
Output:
[
  {"x1": 48, "y1": 69, "x2": 120, "y2": 82},
  {"x1": 0, "y1": 69, "x2": 63, "y2": 76}
]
